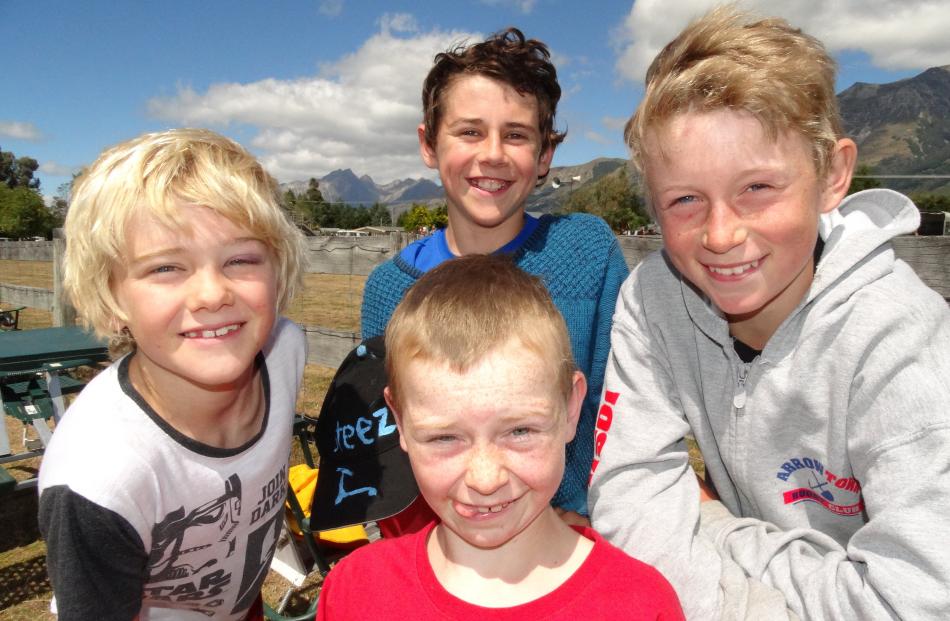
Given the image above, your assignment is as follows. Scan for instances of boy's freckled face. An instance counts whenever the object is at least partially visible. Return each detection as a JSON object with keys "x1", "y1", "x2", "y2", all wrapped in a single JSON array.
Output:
[
  {"x1": 111, "y1": 203, "x2": 278, "y2": 391},
  {"x1": 395, "y1": 340, "x2": 576, "y2": 551},
  {"x1": 645, "y1": 109, "x2": 838, "y2": 340},
  {"x1": 419, "y1": 74, "x2": 553, "y2": 243}
]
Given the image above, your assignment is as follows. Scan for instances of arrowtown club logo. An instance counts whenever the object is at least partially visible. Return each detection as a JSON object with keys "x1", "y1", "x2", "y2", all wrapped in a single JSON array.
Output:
[{"x1": 776, "y1": 456, "x2": 864, "y2": 517}]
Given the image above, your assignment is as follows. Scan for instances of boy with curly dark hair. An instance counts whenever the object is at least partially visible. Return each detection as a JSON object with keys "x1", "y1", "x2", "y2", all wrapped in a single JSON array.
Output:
[{"x1": 359, "y1": 28, "x2": 628, "y2": 531}]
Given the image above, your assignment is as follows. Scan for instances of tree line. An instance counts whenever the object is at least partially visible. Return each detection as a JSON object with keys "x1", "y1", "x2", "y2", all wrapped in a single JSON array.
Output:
[
  {"x1": 3, "y1": 147, "x2": 949, "y2": 241},
  {"x1": 0, "y1": 146, "x2": 58, "y2": 239},
  {"x1": 282, "y1": 178, "x2": 392, "y2": 230}
]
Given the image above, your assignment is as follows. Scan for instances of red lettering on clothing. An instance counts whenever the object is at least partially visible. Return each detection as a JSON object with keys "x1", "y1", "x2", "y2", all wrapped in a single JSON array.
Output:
[{"x1": 589, "y1": 390, "x2": 621, "y2": 484}]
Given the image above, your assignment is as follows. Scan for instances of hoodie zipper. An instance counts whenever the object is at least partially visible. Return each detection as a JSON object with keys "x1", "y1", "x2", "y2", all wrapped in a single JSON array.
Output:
[{"x1": 733, "y1": 363, "x2": 750, "y2": 411}]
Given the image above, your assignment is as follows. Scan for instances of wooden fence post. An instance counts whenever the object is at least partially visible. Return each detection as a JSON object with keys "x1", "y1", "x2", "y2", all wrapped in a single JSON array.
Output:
[{"x1": 52, "y1": 230, "x2": 77, "y2": 327}]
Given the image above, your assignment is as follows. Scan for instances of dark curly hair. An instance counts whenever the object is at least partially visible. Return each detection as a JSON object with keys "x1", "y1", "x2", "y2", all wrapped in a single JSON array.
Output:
[{"x1": 421, "y1": 27, "x2": 566, "y2": 165}]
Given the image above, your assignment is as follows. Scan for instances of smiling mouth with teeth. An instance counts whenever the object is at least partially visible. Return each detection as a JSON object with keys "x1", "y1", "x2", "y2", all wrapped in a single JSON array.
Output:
[
  {"x1": 475, "y1": 501, "x2": 511, "y2": 514},
  {"x1": 182, "y1": 324, "x2": 241, "y2": 339},
  {"x1": 469, "y1": 178, "x2": 510, "y2": 192},
  {"x1": 707, "y1": 259, "x2": 760, "y2": 277}
]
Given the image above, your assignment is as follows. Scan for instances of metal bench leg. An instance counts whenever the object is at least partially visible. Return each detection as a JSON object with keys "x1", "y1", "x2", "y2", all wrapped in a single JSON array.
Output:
[
  {"x1": 45, "y1": 370, "x2": 68, "y2": 422},
  {"x1": 0, "y1": 420, "x2": 11, "y2": 457}
]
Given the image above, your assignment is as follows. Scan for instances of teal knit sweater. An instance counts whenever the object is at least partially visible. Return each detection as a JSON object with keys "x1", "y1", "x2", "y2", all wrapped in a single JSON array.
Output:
[{"x1": 361, "y1": 213, "x2": 629, "y2": 515}]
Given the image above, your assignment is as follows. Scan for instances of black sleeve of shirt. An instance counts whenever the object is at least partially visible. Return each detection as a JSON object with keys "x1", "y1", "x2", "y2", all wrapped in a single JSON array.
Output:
[{"x1": 38, "y1": 485, "x2": 148, "y2": 621}]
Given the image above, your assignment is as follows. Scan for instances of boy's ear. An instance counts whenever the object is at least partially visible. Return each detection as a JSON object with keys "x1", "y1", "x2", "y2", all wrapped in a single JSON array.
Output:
[
  {"x1": 418, "y1": 123, "x2": 438, "y2": 170},
  {"x1": 383, "y1": 386, "x2": 409, "y2": 452},
  {"x1": 820, "y1": 137, "x2": 858, "y2": 214},
  {"x1": 563, "y1": 371, "x2": 587, "y2": 443},
  {"x1": 537, "y1": 145, "x2": 554, "y2": 179}
]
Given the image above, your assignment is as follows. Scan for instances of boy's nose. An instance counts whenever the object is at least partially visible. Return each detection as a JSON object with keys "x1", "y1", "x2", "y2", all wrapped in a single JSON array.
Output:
[
  {"x1": 464, "y1": 444, "x2": 508, "y2": 496},
  {"x1": 187, "y1": 268, "x2": 233, "y2": 311},
  {"x1": 702, "y1": 201, "x2": 747, "y2": 253},
  {"x1": 479, "y1": 134, "x2": 506, "y2": 166}
]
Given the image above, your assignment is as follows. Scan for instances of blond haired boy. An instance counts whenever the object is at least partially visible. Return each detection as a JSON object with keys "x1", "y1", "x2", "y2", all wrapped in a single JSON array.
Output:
[
  {"x1": 318, "y1": 255, "x2": 683, "y2": 620},
  {"x1": 38, "y1": 128, "x2": 308, "y2": 620},
  {"x1": 589, "y1": 7, "x2": 950, "y2": 620}
]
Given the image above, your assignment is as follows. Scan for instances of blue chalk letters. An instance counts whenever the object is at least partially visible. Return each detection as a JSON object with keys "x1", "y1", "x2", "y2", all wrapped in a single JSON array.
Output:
[
  {"x1": 334, "y1": 467, "x2": 378, "y2": 505},
  {"x1": 334, "y1": 407, "x2": 397, "y2": 453}
]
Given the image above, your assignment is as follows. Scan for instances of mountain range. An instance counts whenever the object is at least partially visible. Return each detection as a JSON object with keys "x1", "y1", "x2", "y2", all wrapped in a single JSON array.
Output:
[
  {"x1": 839, "y1": 64, "x2": 950, "y2": 193},
  {"x1": 282, "y1": 65, "x2": 950, "y2": 211}
]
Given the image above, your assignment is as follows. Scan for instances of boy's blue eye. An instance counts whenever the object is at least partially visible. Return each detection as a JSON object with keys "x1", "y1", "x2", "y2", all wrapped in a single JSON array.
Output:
[
  {"x1": 747, "y1": 183, "x2": 770, "y2": 192},
  {"x1": 151, "y1": 265, "x2": 177, "y2": 274}
]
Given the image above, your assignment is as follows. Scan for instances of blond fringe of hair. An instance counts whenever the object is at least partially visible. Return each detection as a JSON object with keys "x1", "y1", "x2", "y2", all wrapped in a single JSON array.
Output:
[
  {"x1": 385, "y1": 254, "x2": 576, "y2": 410},
  {"x1": 625, "y1": 5, "x2": 842, "y2": 212},
  {"x1": 64, "y1": 128, "x2": 306, "y2": 344}
]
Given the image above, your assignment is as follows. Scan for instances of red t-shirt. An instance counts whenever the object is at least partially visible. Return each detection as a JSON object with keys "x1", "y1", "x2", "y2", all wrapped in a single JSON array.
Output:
[{"x1": 317, "y1": 521, "x2": 684, "y2": 620}]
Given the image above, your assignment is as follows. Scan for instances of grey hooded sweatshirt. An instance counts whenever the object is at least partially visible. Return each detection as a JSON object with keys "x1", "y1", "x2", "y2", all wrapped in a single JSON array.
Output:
[{"x1": 589, "y1": 189, "x2": 950, "y2": 620}]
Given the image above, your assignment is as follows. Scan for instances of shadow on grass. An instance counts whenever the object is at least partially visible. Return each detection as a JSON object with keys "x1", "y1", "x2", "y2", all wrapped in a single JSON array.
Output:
[
  {"x1": 0, "y1": 489, "x2": 51, "y2": 614},
  {"x1": 0, "y1": 491, "x2": 41, "y2": 553},
  {"x1": 0, "y1": 554, "x2": 50, "y2": 611}
]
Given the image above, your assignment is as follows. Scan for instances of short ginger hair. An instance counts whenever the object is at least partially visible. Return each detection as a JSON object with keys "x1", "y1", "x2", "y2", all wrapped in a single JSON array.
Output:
[
  {"x1": 421, "y1": 27, "x2": 566, "y2": 165},
  {"x1": 385, "y1": 254, "x2": 576, "y2": 411},
  {"x1": 64, "y1": 128, "x2": 306, "y2": 342},
  {"x1": 626, "y1": 6, "x2": 843, "y2": 202}
]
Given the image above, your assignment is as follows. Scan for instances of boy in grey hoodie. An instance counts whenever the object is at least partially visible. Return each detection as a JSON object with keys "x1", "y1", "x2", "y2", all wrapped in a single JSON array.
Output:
[{"x1": 589, "y1": 6, "x2": 950, "y2": 621}]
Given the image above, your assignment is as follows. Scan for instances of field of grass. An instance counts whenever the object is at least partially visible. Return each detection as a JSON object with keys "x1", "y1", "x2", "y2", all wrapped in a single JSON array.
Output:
[{"x1": 0, "y1": 260, "x2": 360, "y2": 618}]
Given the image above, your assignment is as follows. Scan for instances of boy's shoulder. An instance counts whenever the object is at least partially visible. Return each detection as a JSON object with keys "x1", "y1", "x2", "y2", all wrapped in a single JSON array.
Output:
[
  {"x1": 534, "y1": 212, "x2": 616, "y2": 242},
  {"x1": 521, "y1": 213, "x2": 621, "y2": 268},
  {"x1": 818, "y1": 190, "x2": 948, "y2": 323},
  {"x1": 362, "y1": 255, "x2": 419, "y2": 338},
  {"x1": 38, "y1": 360, "x2": 164, "y2": 511},
  {"x1": 331, "y1": 523, "x2": 423, "y2": 572},
  {"x1": 263, "y1": 316, "x2": 307, "y2": 372},
  {"x1": 320, "y1": 524, "x2": 426, "y2": 610},
  {"x1": 580, "y1": 526, "x2": 680, "y2": 590},
  {"x1": 366, "y1": 250, "x2": 420, "y2": 287},
  {"x1": 617, "y1": 249, "x2": 684, "y2": 308}
]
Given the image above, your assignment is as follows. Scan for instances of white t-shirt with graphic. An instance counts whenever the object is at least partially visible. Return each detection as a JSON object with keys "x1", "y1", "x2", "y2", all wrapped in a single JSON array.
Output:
[{"x1": 38, "y1": 318, "x2": 305, "y2": 620}]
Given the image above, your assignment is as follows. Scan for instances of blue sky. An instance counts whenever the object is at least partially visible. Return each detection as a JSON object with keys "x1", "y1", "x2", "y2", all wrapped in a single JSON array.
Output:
[{"x1": 3, "y1": 0, "x2": 948, "y2": 199}]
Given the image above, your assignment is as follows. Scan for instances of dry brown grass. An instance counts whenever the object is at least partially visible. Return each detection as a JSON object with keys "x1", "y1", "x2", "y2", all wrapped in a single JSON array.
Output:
[
  {"x1": 0, "y1": 260, "x2": 55, "y2": 331},
  {"x1": 286, "y1": 273, "x2": 365, "y2": 332},
  {"x1": 1, "y1": 419, "x2": 55, "y2": 621},
  {"x1": 0, "y1": 261, "x2": 53, "y2": 290}
]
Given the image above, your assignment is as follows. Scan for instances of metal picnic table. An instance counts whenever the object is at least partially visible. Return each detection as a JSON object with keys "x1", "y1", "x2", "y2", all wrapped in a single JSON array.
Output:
[{"x1": 0, "y1": 326, "x2": 109, "y2": 493}]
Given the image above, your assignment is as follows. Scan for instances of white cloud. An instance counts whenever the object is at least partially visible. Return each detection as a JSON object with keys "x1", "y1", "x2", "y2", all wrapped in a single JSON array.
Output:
[
  {"x1": 378, "y1": 12, "x2": 419, "y2": 34},
  {"x1": 148, "y1": 23, "x2": 478, "y2": 183},
  {"x1": 478, "y1": 0, "x2": 538, "y2": 14},
  {"x1": 0, "y1": 121, "x2": 42, "y2": 141},
  {"x1": 318, "y1": 0, "x2": 343, "y2": 17},
  {"x1": 584, "y1": 130, "x2": 612, "y2": 145},
  {"x1": 602, "y1": 116, "x2": 628, "y2": 131},
  {"x1": 614, "y1": 0, "x2": 950, "y2": 84},
  {"x1": 39, "y1": 161, "x2": 77, "y2": 177}
]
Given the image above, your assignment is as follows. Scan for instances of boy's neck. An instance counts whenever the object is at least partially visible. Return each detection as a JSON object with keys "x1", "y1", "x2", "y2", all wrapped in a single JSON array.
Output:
[
  {"x1": 426, "y1": 507, "x2": 592, "y2": 607},
  {"x1": 444, "y1": 211, "x2": 526, "y2": 256},
  {"x1": 728, "y1": 255, "x2": 817, "y2": 351},
  {"x1": 128, "y1": 354, "x2": 266, "y2": 449}
]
